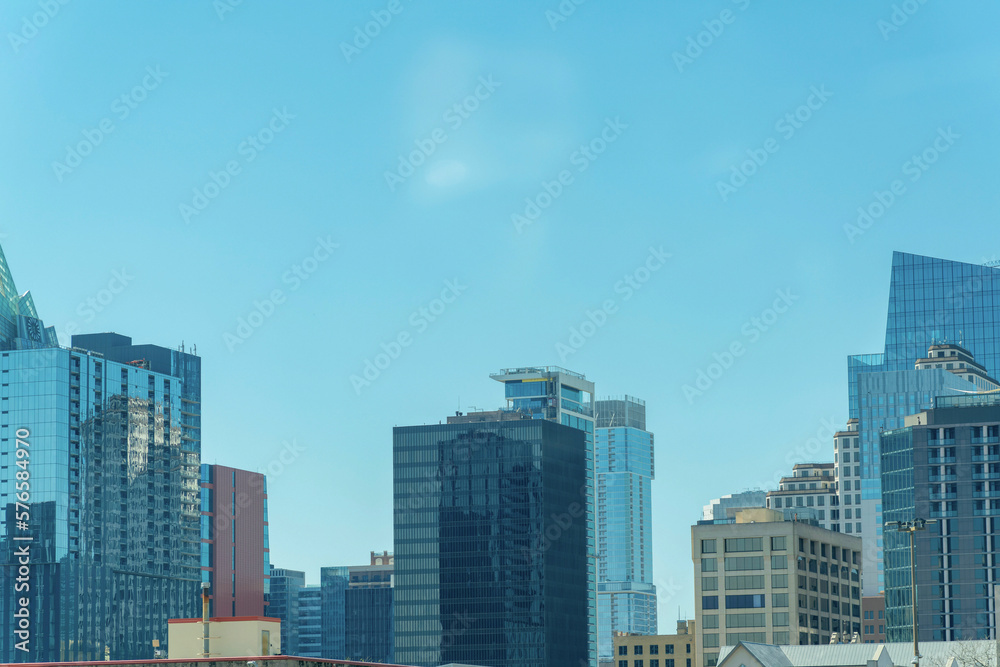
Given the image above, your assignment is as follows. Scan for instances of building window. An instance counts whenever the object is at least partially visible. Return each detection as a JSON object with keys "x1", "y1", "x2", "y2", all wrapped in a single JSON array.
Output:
[
  {"x1": 635, "y1": 646, "x2": 643, "y2": 655},
  {"x1": 620, "y1": 646, "x2": 628, "y2": 656},
  {"x1": 771, "y1": 536, "x2": 786, "y2": 550},
  {"x1": 703, "y1": 596, "x2": 719, "y2": 609},
  {"x1": 651, "y1": 645, "x2": 660, "y2": 655},
  {"x1": 702, "y1": 540, "x2": 717, "y2": 554}
]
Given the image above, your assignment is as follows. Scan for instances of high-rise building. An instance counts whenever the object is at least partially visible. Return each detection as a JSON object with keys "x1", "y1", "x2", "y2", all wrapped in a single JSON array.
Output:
[
  {"x1": 267, "y1": 566, "x2": 305, "y2": 655},
  {"x1": 765, "y1": 464, "x2": 838, "y2": 530},
  {"x1": 881, "y1": 393, "x2": 1000, "y2": 641},
  {"x1": 845, "y1": 342, "x2": 996, "y2": 594},
  {"x1": 692, "y1": 508, "x2": 863, "y2": 666},
  {"x1": 199, "y1": 464, "x2": 270, "y2": 617},
  {"x1": 595, "y1": 395, "x2": 657, "y2": 659},
  {"x1": 0, "y1": 244, "x2": 203, "y2": 661},
  {"x1": 491, "y1": 365, "x2": 598, "y2": 665},
  {"x1": 846, "y1": 252, "x2": 1000, "y2": 595},
  {"x1": 296, "y1": 585, "x2": 322, "y2": 657},
  {"x1": 316, "y1": 551, "x2": 395, "y2": 662},
  {"x1": 393, "y1": 416, "x2": 590, "y2": 667}
]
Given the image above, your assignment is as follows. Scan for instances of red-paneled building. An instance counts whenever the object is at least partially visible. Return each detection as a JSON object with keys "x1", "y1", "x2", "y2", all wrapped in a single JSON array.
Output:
[{"x1": 201, "y1": 464, "x2": 270, "y2": 617}]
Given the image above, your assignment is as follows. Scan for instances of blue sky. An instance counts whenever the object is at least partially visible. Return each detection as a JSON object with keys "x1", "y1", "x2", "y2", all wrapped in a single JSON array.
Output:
[{"x1": 3, "y1": 0, "x2": 1000, "y2": 627}]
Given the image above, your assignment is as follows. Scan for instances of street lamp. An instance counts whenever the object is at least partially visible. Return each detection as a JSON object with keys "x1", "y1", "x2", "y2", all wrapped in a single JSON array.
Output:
[
  {"x1": 201, "y1": 581, "x2": 211, "y2": 658},
  {"x1": 885, "y1": 519, "x2": 937, "y2": 667}
]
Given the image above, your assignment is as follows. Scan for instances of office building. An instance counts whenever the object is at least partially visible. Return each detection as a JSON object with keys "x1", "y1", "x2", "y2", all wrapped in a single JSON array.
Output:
[
  {"x1": 693, "y1": 508, "x2": 863, "y2": 667},
  {"x1": 766, "y1": 464, "x2": 838, "y2": 530},
  {"x1": 200, "y1": 464, "x2": 270, "y2": 617},
  {"x1": 704, "y1": 491, "x2": 768, "y2": 522},
  {"x1": 860, "y1": 596, "x2": 885, "y2": 644},
  {"x1": 319, "y1": 551, "x2": 394, "y2": 663},
  {"x1": 881, "y1": 393, "x2": 1000, "y2": 641},
  {"x1": 596, "y1": 395, "x2": 658, "y2": 659},
  {"x1": 267, "y1": 567, "x2": 305, "y2": 655},
  {"x1": 393, "y1": 416, "x2": 590, "y2": 667},
  {"x1": 296, "y1": 586, "x2": 322, "y2": 658},
  {"x1": 0, "y1": 245, "x2": 203, "y2": 661},
  {"x1": 846, "y1": 252, "x2": 1000, "y2": 595},
  {"x1": 613, "y1": 620, "x2": 698, "y2": 667},
  {"x1": 491, "y1": 366, "x2": 598, "y2": 665}
]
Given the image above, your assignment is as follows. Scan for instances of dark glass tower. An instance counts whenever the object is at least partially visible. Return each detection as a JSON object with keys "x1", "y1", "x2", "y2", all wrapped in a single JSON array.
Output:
[
  {"x1": 0, "y1": 244, "x2": 202, "y2": 661},
  {"x1": 393, "y1": 418, "x2": 590, "y2": 667},
  {"x1": 848, "y1": 252, "x2": 1000, "y2": 594}
]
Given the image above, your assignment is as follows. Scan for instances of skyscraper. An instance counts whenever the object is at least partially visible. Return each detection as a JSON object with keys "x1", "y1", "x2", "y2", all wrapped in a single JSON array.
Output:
[
  {"x1": 846, "y1": 252, "x2": 1000, "y2": 595},
  {"x1": 267, "y1": 566, "x2": 305, "y2": 655},
  {"x1": 595, "y1": 395, "x2": 657, "y2": 659},
  {"x1": 320, "y1": 551, "x2": 394, "y2": 663},
  {"x1": 296, "y1": 586, "x2": 323, "y2": 657},
  {"x1": 491, "y1": 365, "x2": 598, "y2": 665},
  {"x1": 881, "y1": 393, "x2": 1000, "y2": 641},
  {"x1": 200, "y1": 464, "x2": 270, "y2": 617},
  {"x1": 393, "y1": 416, "x2": 590, "y2": 667}
]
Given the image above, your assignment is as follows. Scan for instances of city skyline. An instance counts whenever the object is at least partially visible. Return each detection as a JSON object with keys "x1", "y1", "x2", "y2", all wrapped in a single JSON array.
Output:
[{"x1": 4, "y1": 0, "x2": 1000, "y2": 639}]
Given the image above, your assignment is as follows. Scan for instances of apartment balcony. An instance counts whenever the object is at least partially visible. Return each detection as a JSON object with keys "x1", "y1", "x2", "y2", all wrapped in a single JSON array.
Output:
[
  {"x1": 929, "y1": 475, "x2": 957, "y2": 482},
  {"x1": 973, "y1": 455, "x2": 1000, "y2": 462},
  {"x1": 929, "y1": 492, "x2": 957, "y2": 500},
  {"x1": 972, "y1": 437, "x2": 1000, "y2": 444},
  {"x1": 929, "y1": 456, "x2": 957, "y2": 464},
  {"x1": 930, "y1": 511, "x2": 958, "y2": 518}
]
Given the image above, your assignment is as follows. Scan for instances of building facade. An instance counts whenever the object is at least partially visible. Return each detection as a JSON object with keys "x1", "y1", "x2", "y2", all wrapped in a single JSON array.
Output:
[
  {"x1": 613, "y1": 620, "x2": 698, "y2": 667},
  {"x1": 393, "y1": 417, "x2": 590, "y2": 667},
  {"x1": 881, "y1": 394, "x2": 1000, "y2": 641},
  {"x1": 296, "y1": 586, "x2": 322, "y2": 657},
  {"x1": 846, "y1": 252, "x2": 1000, "y2": 596},
  {"x1": 596, "y1": 396, "x2": 657, "y2": 659},
  {"x1": 693, "y1": 509, "x2": 863, "y2": 667},
  {"x1": 200, "y1": 465, "x2": 270, "y2": 617},
  {"x1": 703, "y1": 491, "x2": 768, "y2": 522},
  {"x1": 766, "y1": 464, "x2": 838, "y2": 530},
  {"x1": 267, "y1": 567, "x2": 305, "y2": 655},
  {"x1": 0, "y1": 247, "x2": 202, "y2": 663},
  {"x1": 492, "y1": 366, "x2": 598, "y2": 665},
  {"x1": 861, "y1": 595, "x2": 885, "y2": 643},
  {"x1": 319, "y1": 551, "x2": 394, "y2": 663}
]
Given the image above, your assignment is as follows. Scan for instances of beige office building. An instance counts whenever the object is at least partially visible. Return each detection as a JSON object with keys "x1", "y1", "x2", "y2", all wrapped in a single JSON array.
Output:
[
  {"x1": 692, "y1": 509, "x2": 863, "y2": 667},
  {"x1": 612, "y1": 620, "x2": 698, "y2": 667}
]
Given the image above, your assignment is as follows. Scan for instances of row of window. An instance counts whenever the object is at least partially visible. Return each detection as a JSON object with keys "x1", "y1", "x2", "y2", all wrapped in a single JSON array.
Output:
[
  {"x1": 618, "y1": 659, "x2": 690, "y2": 667},
  {"x1": 619, "y1": 644, "x2": 690, "y2": 655}
]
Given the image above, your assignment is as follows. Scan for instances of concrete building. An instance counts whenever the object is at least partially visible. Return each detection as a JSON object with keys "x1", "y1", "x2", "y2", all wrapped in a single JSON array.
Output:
[
  {"x1": 596, "y1": 395, "x2": 658, "y2": 659},
  {"x1": 693, "y1": 508, "x2": 863, "y2": 667},
  {"x1": 167, "y1": 616, "x2": 280, "y2": 658},
  {"x1": 861, "y1": 596, "x2": 885, "y2": 644},
  {"x1": 613, "y1": 620, "x2": 698, "y2": 667},
  {"x1": 766, "y1": 464, "x2": 839, "y2": 530},
  {"x1": 881, "y1": 393, "x2": 1000, "y2": 641},
  {"x1": 200, "y1": 464, "x2": 270, "y2": 617}
]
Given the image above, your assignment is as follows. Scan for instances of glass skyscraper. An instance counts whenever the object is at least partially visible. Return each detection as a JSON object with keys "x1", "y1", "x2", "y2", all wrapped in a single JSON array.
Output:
[
  {"x1": 267, "y1": 566, "x2": 305, "y2": 655},
  {"x1": 491, "y1": 365, "x2": 598, "y2": 666},
  {"x1": 0, "y1": 244, "x2": 203, "y2": 662},
  {"x1": 595, "y1": 396, "x2": 657, "y2": 659},
  {"x1": 848, "y1": 252, "x2": 1000, "y2": 595},
  {"x1": 393, "y1": 417, "x2": 590, "y2": 667},
  {"x1": 296, "y1": 585, "x2": 323, "y2": 657},
  {"x1": 881, "y1": 394, "x2": 1000, "y2": 641}
]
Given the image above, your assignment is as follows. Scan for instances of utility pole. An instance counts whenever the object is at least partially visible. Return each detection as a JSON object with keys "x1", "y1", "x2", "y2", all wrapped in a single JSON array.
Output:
[
  {"x1": 886, "y1": 519, "x2": 936, "y2": 667},
  {"x1": 201, "y1": 582, "x2": 211, "y2": 658}
]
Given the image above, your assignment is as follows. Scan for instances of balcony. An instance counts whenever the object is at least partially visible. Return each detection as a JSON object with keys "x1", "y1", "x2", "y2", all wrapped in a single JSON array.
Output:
[
  {"x1": 929, "y1": 492, "x2": 957, "y2": 500},
  {"x1": 973, "y1": 473, "x2": 1000, "y2": 480},
  {"x1": 973, "y1": 455, "x2": 1000, "y2": 462},
  {"x1": 974, "y1": 508, "x2": 1000, "y2": 516},
  {"x1": 973, "y1": 490, "x2": 1000, "y2": 498},
  {"x1": 930, "y1": 511, "x2": 958, "y2": 518},
  {"x1": 972, "y1": 437, "x2": 1000, "y2": 444},
  {"x1": 929, "y1": 474, "x2": 957, "y2": 482},
  {"x1": 929, "y1": 456, "x2": 957, "y2": 464}
]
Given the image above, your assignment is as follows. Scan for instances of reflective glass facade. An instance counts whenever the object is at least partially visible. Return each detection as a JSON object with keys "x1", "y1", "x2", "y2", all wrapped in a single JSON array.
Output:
[
  {"x1": 393, "y1": 419, "x2": 590, "y2": 667},
  {"x1": 267, "y1": 566, "x2": 305, "y2": 655},
  {"x1": 345, "y1": 586, "x2": 394, "y2": 663},
  {"x1": 847, "y1": 252, "x2": 1000, "y2": 595},
  {"x1": 595, "y1": 396, "x2": 657, "y2": 660},
  {"x1": 296, "y1": 586, "x2": 322, "y2": 657},
  {"x1": 0, "y1": 333, "x2": 202, "y2": 661},
  {"x1": 320, "y1": 565, "x2": 349, "y2": 658},
  {"x1": 881, "y1": 396, "x2": 1000, "y2": 641}
]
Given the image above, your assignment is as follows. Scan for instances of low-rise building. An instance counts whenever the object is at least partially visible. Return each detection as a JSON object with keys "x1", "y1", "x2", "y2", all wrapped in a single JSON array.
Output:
[
  {"x1": 860, "y1": 596, "x2": 885, "y2": 644},
  {"x1": 167, "y1": 616, "x2": 280, "y2": 659},
  {"x1": 613, "y1": 620, "x2": 698, "y2": 667},
  {"x1": 716, "y1": 639, "x2": 997, "y2": 667}
]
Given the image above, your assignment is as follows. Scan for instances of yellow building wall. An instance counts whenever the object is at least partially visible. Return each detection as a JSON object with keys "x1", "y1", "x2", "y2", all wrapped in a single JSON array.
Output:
[{"x1": 167, "y1": 618, "x2": 280, "y2": 659}]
